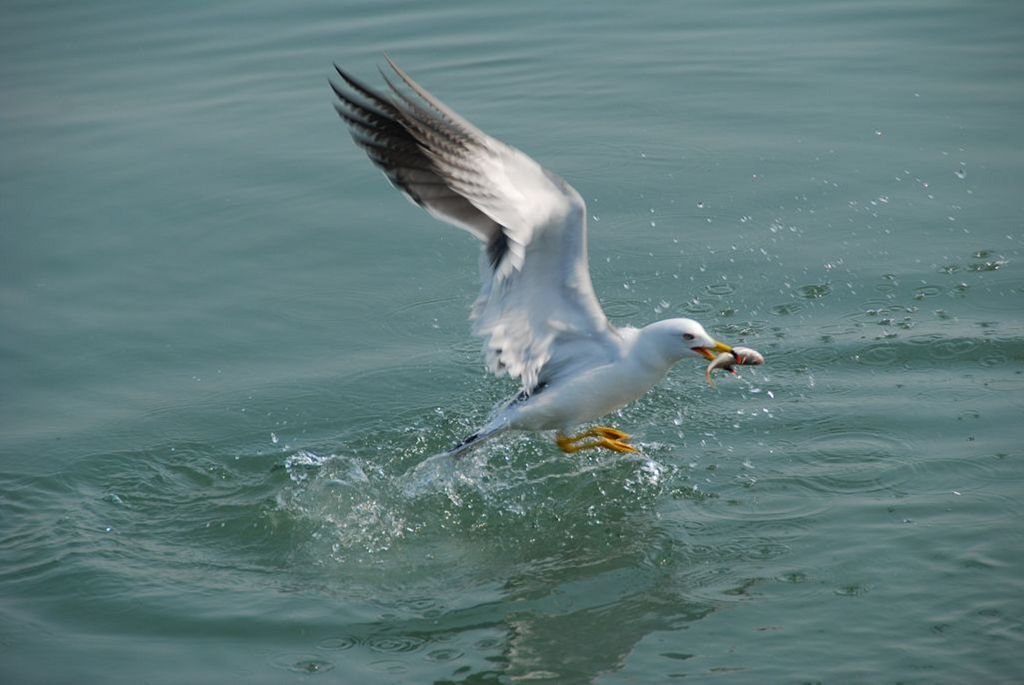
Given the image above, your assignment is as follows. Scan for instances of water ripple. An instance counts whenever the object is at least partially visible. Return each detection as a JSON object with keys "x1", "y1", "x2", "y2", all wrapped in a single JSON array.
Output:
[
  {"x1": 425, "y1": 647, "x2": 464, "y2": 662},
  {"x1": 789, "y1": 428, "x2": 916, "y2": 495},
  {"x1": 268, "y1": 653, "x2": 335, "y2": 674},
  {"x1": 316, "y1": 636, "x2": 358, "y2": 651},
  {"x1": 698, "y1": 481, "x2": 831, "y2": 524},
  {"x1": 365, "y1": 634, "x2": 428, "y2": 654},
  {"x1": 798, "y1": 283, "x2": 832, "y2": 299}
]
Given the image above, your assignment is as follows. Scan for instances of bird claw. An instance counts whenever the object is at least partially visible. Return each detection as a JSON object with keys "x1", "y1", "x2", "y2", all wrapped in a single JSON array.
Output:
[
  {"x1": 598, "y1": 438, "x2": 638, "y2": 454},
  {"x1": 590, "y1": 426, "x2": 631, "y2": 441},
  {"x1": 556, "y1": 427, "x2": 637, "y2": 454}
]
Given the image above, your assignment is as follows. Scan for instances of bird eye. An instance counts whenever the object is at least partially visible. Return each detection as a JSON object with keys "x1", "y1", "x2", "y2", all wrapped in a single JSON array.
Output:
[{"x1": 682, "y1": 333, "x2": 695, "y2": 341}]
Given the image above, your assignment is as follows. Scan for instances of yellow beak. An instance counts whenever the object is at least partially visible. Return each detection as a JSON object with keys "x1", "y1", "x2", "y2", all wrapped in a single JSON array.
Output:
[{"x1": 696, "y1": 340, "x2": 733, "y2": 360}]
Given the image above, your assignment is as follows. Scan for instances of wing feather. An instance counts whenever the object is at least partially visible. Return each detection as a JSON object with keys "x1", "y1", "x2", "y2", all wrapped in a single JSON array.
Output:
[{"x1": 331, "y1": 59, "x2": 619, "y2": 391}]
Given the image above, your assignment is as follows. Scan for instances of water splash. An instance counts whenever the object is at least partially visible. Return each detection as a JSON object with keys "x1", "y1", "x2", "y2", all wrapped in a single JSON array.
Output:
[{"x1": 274, "y1": 433, "x2": 676, "y2": 566}]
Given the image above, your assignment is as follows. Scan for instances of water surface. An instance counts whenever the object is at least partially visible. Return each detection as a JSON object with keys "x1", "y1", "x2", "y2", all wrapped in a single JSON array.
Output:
[{"x1": 2, "y1": 0, "x2": 1023, "y2": 682}]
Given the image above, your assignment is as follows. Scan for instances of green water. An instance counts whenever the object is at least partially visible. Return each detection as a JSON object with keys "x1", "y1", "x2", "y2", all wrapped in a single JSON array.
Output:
[{"x1": 3, "y1": 1, "x2": 1022, "y2": 682}]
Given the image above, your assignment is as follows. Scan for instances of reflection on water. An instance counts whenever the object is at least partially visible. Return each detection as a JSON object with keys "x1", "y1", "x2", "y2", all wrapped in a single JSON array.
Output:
[{"x1": 275, "y1": 439, "x2": 726, "y2": 683}]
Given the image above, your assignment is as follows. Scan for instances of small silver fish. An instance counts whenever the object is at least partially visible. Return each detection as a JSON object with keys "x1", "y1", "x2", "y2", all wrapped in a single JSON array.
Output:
[{"x1": 705, "y1": 346, "x2": 765, "y2": 386}]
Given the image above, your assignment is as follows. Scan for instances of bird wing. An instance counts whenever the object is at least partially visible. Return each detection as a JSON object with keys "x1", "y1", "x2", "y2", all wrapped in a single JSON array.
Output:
[{"x1": 331, "y1": 58, "x2": 619, "y2": 392}]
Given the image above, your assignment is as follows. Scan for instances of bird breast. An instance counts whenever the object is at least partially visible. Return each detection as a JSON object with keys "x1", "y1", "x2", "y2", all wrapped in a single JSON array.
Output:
[{"x1": 506, "y1": 355, "x2": 672, "y2": 432}]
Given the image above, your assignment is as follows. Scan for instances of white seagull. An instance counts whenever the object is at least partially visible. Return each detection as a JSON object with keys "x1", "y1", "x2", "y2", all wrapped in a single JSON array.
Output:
[{"x1": 331, "y1": 58, "x2": 749, "y2": 457}]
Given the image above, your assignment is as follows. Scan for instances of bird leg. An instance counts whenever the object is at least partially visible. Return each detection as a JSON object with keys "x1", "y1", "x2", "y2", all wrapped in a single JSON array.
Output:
[{"x1": 556, "y1": 426, "x2": 637, "y2": 454}]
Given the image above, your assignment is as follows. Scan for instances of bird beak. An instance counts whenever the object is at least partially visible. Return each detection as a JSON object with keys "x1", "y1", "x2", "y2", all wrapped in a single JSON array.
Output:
[{"x1": 695, "y1": 340, "x2": 733, "y2": 360}]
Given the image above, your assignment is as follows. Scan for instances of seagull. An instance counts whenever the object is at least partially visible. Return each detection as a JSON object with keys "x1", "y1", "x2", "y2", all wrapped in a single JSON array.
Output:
[{"x1": 330, "y1": 57, "x2": 743, "y2": 457}]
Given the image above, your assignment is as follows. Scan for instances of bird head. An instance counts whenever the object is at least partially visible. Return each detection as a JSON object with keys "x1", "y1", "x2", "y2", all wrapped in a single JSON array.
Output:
[{"x1": 649, "y1": 318, "x2": 733, "y2": 362}]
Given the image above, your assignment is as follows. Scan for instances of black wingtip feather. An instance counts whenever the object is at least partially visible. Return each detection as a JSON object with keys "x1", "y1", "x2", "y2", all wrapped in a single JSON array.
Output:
[
  {"x1": 486, "y1": 231, "x2": 510, "y2": 269},
  {"x1": 329, "y1": 58, "x2": 512, "y2": 265}
]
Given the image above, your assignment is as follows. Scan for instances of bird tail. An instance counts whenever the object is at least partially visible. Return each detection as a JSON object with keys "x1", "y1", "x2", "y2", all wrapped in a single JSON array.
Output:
[
  {"x1": 400, "y1": 423, "x2": 508, "y2": 496},
  {"x1": 443, "y1": 424, "x2": 506, "y2": 459}
]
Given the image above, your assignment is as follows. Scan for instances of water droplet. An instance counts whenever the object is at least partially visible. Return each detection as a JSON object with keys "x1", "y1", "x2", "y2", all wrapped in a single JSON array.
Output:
[{"x1": 798, "y1": 283, "x2": 832, "y2": 299}]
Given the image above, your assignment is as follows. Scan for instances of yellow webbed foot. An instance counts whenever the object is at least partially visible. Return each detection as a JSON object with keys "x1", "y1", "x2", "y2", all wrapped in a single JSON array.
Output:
[
  {"x1": 589, "y1": 426, "x2": 631, "y2": 441},
  {"x1": 598, "y1": 437, "x2": 638, "y2": 454},
  {"x1": 556, "y1": 427, "x2": 638, "y2": 454}
]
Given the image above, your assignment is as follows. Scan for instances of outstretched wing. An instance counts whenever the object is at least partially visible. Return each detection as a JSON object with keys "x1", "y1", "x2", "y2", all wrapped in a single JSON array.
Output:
[{"x1": 330, "y1": 58, "x2": 619, "y2": 391}]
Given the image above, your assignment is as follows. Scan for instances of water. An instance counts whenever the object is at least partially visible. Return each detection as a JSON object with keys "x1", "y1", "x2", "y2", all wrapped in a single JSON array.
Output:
[{"x1": 2, "y1": 0, "x2": 1022, "y2": 682}]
